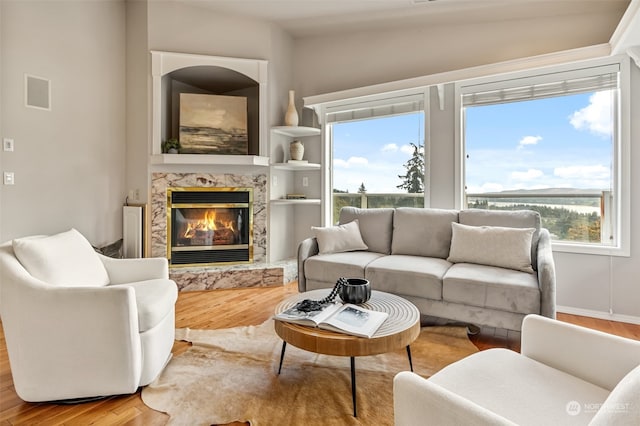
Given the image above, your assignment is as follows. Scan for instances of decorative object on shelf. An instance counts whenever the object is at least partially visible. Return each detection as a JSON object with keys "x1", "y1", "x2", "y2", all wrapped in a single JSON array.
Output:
[
  {"x1": 285, "y1": 194, "x2": 307, "y2": 200},
  {"x1": 289, "y1": 140, "x2": 304, "y2": 161},
  {"x1": 162, "y1": 138, "x2": 181, "y2": 154},
  {"x1": 179, "y1": 93, "x2": 248, "y2": 155},
  {"x1": 284, "y1": 90, "x2": 299, "y2": 127},
  {"x1": 339, "y1": 278, "x2": 371, "y2": 304}
]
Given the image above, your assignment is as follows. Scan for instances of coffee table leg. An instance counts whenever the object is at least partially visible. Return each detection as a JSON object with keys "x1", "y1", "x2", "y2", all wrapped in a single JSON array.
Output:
[
  {"x1": 406, "y1": 345, "x2": 414, "y2": 372},
  {"x1": 277, "y1": 341, "x2": 287, "y2": 375},
  {"x1": 350, "y1": 356, "x2": 357, "y2": 417}
]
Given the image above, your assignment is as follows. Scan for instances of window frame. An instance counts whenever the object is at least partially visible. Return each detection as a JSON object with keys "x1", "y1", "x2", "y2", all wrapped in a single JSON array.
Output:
[
  {"x1": 317, "y1": 89, "x2": 431, "y2": 226},
  {"x1": 454, "y1": 55, "x2": 631, "y2": 256}
]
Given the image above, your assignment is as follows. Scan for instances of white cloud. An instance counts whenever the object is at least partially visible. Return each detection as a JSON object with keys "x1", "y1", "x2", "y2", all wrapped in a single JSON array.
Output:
[
  {"x1": 554, "y1": 164, "x2": 610, "y2": 180},
  {"x1": 400, "y1": 144, "x2": 415, "y2": 155},
  {"x1": 518, "y1": 135, "x2": 542, "y2": 149},
  {"x1": 333, "y1": 156, "x2": 369, "y2": 168},
  {"x1": 333, "y1": 159, "x2": 348, "y2": 168},
  {"x1": 382, "y1": 143, "x2": 398, "y2": 152},
  {"x1": 510, "y1": 168, "x2": 544, "y2": 180},
  {"x1": 569, "y1": 91, "x2": 613, "y2": 137},
  {"x1": 349, "y1": 156, "x2": 369, "y2": 165}
]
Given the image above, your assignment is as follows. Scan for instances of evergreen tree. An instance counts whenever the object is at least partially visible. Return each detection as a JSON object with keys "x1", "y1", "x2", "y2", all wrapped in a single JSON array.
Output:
[
  {"x1": 358, "y1": 182, "x2": 367, "y2": 194},
  {"x1": 397, "y1": 142, "x2": 425, "y2": 193}
]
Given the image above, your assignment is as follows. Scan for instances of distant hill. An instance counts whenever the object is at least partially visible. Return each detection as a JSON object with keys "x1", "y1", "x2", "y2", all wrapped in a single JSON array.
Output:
[{"x1": 468, "y1": 188, "x2": 604, "y2": 197}]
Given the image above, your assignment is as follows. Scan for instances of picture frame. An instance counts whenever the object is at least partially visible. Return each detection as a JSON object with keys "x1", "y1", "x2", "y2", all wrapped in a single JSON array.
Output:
[{"x1": 179, "y1": 93, "x2": 248, "y2": 155}]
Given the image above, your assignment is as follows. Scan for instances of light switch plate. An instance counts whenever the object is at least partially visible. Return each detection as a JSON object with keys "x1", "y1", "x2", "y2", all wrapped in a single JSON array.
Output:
[
  {"x1": 3, "y1": 138, "x2": 14, "y2": 152},
  {"x1": 4, "y1": 172, "x2": 15, "y2": 185}
]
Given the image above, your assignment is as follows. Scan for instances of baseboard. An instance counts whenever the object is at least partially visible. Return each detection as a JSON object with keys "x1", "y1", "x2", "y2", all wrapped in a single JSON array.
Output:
[{"x1": 557, "y1": 305, "x2": 640, "y2": 325}]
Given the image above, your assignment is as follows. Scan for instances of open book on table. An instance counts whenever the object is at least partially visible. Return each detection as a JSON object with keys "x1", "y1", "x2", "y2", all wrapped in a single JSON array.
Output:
[{"x1": 274, "y1": 301, "x2": 388, "y2": 338}]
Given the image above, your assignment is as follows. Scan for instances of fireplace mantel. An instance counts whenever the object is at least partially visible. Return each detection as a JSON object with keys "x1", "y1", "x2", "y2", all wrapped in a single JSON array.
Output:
[{"x1": 150, "y1": 154, "x2": 270, "y2": 167}]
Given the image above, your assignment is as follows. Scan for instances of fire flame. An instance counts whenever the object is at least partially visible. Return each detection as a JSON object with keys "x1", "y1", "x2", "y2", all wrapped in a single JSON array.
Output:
[{"x1": 183, "y1": 210, "x2": 236, "y2": 238}]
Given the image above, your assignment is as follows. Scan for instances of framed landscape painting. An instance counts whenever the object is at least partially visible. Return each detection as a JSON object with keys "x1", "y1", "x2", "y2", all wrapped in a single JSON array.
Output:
[{"x1": 179, "y1": 93, "x2": 248, "y2": 155}]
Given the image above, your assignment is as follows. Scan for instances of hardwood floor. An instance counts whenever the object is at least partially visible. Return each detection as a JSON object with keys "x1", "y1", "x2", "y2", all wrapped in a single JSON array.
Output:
[{"x1": 1, "y1": 283, "x2": 638, "y2": 425}]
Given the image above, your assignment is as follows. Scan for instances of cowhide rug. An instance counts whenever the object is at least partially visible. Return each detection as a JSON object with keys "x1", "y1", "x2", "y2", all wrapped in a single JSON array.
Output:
[{"x1": 141, "y1": 320, "x2": 478, "y2": 426}]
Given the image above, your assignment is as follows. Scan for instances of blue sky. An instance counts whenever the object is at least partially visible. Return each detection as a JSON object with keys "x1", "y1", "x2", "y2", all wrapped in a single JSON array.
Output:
[
  {"x1": 332, "y1": 90, "x2": 614, "y2": 194},
  {"x1": 332, "y1": 113, "x2": 424, "y2": 193}
]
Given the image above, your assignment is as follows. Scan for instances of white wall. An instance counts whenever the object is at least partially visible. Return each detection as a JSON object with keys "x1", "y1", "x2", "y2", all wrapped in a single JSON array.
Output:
[
  {"x1": 293, "y1": 12, "x2": 623, "y2": 98},
  {"x1": 0, "y1": 1, "x2": 126, "y2": 246},
  {"x1": 125, "y1": 0, "x2": 149, "y2": 208}
]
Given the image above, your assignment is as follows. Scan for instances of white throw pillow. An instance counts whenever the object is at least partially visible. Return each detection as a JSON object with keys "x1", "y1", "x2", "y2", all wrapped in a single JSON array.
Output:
[
  {"x1": 312, "y1": 220, "x2": 368, "y2": 254},
  {"x1": 13, "y1": 228, "x2": 110, "y2": 287},
  {"x1": 447, "y1": 222, "x2": 535, "y2": 273}
]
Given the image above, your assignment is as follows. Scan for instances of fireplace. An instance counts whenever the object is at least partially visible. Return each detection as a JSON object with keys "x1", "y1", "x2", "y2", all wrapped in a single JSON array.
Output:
[{"x1": 167, "y1": 187, "x2": 253, "y2": 266}]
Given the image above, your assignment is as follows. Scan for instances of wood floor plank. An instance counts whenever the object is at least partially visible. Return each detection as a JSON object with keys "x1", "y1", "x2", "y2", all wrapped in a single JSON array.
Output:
[{"x1": 0, "y1": 282, "x2": 637, "y2": 424}]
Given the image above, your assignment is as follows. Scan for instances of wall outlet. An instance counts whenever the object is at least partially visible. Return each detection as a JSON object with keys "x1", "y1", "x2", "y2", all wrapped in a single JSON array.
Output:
[
  {"x1": 302, "y1": 176, "x2": 309, "y2": 187},
  {"x1": 272, "y1": 175, "x2": 278, "y2": 186}
]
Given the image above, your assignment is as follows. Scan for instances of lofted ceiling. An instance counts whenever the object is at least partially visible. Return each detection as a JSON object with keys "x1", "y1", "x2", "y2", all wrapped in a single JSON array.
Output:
[{"x1": 172, "y1": 0, "x2": 632, "y2": 39}]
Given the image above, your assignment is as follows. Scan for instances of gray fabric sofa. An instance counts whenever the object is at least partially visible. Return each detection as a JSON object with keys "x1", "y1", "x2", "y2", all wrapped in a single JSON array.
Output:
[{"x1": 298, "y1": 207, "x2": 556, "y2": 331}]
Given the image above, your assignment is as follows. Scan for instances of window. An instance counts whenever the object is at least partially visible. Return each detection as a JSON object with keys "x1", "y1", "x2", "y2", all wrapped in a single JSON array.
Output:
[
  {"x1": 324, "y1": 93, "x2": 427, "y2": 223},
  {"x1": 458, "y1": 59, "x2": 629, "y2": 254}
]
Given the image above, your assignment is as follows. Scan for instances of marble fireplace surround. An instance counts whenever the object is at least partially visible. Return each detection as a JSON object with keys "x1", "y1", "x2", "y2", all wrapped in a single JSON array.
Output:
[{"x1": 151, "y1": 172, "x2": 295, "y2": 291}]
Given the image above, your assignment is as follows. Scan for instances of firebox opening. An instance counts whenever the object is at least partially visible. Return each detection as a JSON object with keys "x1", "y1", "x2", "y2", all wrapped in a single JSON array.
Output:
[{"x1": 167, "y1": 188, "x2": 253, "y2": 267}]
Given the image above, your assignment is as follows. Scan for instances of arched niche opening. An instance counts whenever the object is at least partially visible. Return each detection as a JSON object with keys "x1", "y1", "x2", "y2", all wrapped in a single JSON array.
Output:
[{"x1": 151, "y1": 51, "x2": 268, "y2": 158}]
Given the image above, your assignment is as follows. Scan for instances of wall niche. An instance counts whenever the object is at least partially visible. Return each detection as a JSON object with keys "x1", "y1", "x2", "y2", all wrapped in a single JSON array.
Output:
[{"x1": 151, "y1": 51, "x2": 268, "y2": 159}]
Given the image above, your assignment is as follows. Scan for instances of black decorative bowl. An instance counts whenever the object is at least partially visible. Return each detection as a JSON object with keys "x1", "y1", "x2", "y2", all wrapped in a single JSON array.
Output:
[{"x1": 339, "y1": 278, "x2": 371, "y2": 304}]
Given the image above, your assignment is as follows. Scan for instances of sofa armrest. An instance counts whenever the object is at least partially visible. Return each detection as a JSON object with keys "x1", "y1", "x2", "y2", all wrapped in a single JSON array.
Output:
[
  {"x1": 99, "y1": 254, "x2": 169, "y2": 284},
  {"x1": 393, "y1": 372, "x2": 517, "y2": 426},
  {"x1": 521, "y1": 314, "x2": 640, "y2": 391},
  {"x1": 536, "y1": 228, "x2": 556, "y2": 319},
  {"x1": 297, "y1": 237, "x2": 319, "y2": 292}
]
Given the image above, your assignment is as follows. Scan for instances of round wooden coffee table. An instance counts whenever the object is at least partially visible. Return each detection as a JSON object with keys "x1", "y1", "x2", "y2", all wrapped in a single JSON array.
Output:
[{"x1": 273, "y1": 289, "x2": 420, "y2": 417}]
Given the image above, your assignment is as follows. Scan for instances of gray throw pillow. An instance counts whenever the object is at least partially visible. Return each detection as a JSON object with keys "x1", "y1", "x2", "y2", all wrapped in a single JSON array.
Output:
[
  {"x1": 312, "y1": 220, "x2": 368, "y2": 254},
  {"x1": 391, "y1": 208, "x2": 459, "y2": 259},
  {"x1": 447, "y1": 222, "x2": 535, "y2": 273},
  {"x1": 339, "y1": 207, "x2": 394, "y2": 254}
]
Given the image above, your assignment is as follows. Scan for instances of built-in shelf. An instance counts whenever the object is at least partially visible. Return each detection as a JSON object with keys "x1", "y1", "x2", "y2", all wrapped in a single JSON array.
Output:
[
  {"x1": 271, "y1": 162, "x2": 321, "y2": 171},
  {"x1": 270, "y1": 199, "x2": 322, "y2": 205},
  {"x1": 150, "y1": 154, "x2": 270, "y2": 166},
  {"x1": 271, "y1": 126, "x2": 321, "y2": 138}
]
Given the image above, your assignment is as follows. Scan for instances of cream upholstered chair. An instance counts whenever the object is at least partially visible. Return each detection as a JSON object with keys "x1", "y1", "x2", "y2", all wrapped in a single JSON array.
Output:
[
  {"x1": 394, "y1": 314, "x2": 640, "y2": 425},
  {"x1": 0, "y1": 229, "x2": 178, "y2": 402}
]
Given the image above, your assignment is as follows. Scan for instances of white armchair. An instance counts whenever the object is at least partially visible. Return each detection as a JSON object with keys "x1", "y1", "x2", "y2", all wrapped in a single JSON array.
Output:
[
  {"x1": 394, "y1": 314, "x2": 640, "y2": 426},
  {"x1": 0, "y1": 229, "x2": 178, "y2": 402}
]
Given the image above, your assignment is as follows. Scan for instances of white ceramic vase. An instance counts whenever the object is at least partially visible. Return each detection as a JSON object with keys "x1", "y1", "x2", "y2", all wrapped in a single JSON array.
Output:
[
  {"x1": 290, "y1": 140, "x2": 304, "y2": 161},
  {"x1": 284, "y1": 90, "x2": 299, "y2": 127}
]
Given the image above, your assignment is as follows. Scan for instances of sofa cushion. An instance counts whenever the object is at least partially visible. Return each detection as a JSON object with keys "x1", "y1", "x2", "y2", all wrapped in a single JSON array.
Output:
[
  {"x1": 459, "y1": 209, "x2": 541, "y2": 270},
  {"x1": 365, "y1": 255, "x2": 450, "y2": 300},
  {"x1": 428, "y1": 348, "x2": 610, "y2": 426},
  {"x1": 311, "y1": 220, "x2": 368, "y2": 254},
  {"x1": 304, "y1": 251, "x2": 385, "y2": 284},
  {"x1": 391, "y1": 208, "x2": 459, "y2": 258},
  {"x1": 339, "y1": 207, "x2": 394, "y2": 254},
  {"x1": 12, "y1": 228, "x2": 110, "y2": 287},
  {"x1": 110, "y1": 279, "x2": 178, "y2": 332},
  {"x1": 443, "y1": 263, "x2": 540, "y2": 314},
  {"x1": 447, "y1": 222, "x2": 535, "y2": 273},
  {"x1": 589, "y1": 364, "x2": 640, "y2": 425}
]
